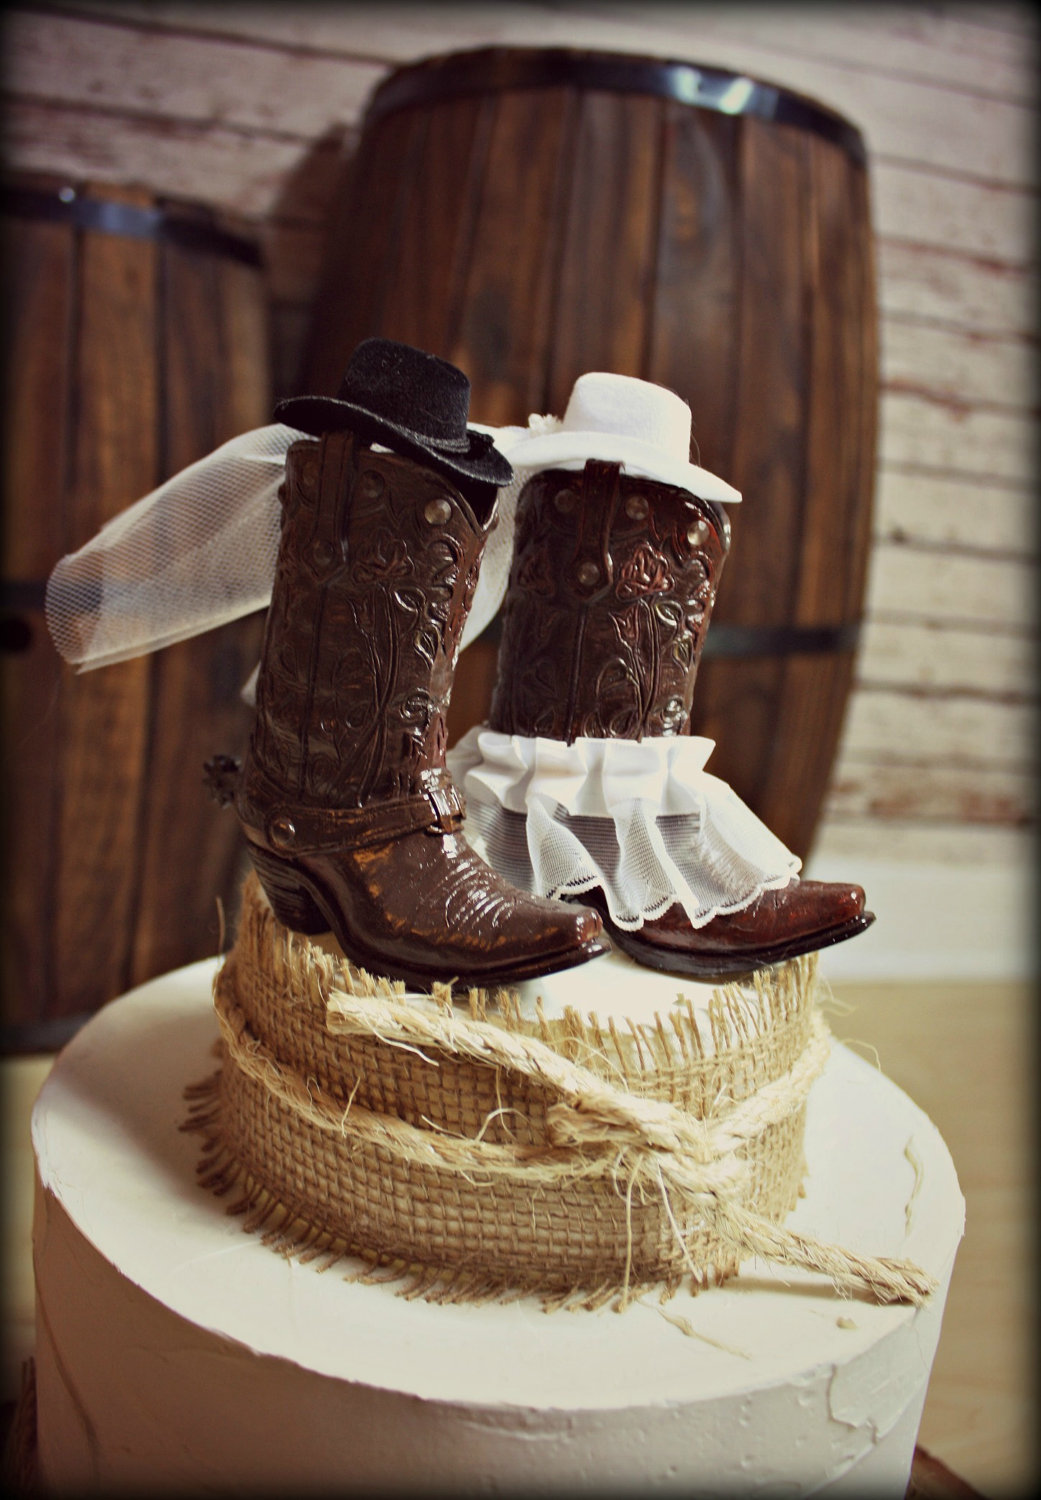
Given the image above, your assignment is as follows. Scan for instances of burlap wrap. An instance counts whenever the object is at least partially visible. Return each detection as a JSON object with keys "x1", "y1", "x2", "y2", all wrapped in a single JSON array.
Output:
[{"x1": 185, "y1": 875, "x2": 934, "y2": 1308}]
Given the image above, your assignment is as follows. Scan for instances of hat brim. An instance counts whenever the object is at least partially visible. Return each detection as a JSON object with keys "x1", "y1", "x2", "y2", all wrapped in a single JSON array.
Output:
[
  {"x1": 273, "y1": 395, "x2": 513, "y2": 488},
  {"x1": 504, "y1": 429, "x2": 741, "y2": 504}
]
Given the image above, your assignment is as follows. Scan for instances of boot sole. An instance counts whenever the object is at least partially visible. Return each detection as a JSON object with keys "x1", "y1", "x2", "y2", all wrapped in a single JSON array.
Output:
[{"x1": 249, "y1": 844, "x2": 609, "y2": 993}]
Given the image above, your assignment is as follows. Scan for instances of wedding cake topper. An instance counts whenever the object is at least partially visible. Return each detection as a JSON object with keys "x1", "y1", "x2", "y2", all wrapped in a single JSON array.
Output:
[{"x1": 44, "y1": 346, "x2": 873, "y2": 983}]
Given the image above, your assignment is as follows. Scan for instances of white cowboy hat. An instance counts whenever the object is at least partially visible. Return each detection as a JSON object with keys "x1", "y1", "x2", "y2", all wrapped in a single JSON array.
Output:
[{"x1": 502, "y1": 372, "x2": 741, "y2": 504}]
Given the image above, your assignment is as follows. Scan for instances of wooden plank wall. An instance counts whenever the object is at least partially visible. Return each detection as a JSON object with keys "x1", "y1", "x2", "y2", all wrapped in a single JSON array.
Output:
[{"x1": 2, "y1": 0, "x2": 1037, "y2": 873}]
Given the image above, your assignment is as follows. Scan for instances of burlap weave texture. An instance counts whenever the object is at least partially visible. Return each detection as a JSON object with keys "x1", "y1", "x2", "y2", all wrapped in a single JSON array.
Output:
[{"x1": 188, "y1": 875, "x2": 819, "y2": 1303}]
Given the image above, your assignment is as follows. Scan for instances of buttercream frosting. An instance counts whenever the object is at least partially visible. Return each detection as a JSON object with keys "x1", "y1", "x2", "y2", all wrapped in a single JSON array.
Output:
[{"x1": 30, "y1": 960, "x2": 964, "y2": 1494}]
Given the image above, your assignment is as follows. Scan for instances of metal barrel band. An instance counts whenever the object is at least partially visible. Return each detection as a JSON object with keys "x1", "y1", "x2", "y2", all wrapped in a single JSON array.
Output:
[
  {"x1": 0, "y1": 184, "x2": 263, "y2": 267},
  {"x1": 702, "y1": 622, "x2": 862, "y2": 659},
  {"x1": 366, "y1": 48, "x2": 867, "y2": 165}
]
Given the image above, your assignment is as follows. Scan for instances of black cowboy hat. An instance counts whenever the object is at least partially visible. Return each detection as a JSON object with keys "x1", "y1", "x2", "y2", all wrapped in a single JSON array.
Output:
[{"x1": 274, "y1": 338, "x2": 513, "y2": 490}]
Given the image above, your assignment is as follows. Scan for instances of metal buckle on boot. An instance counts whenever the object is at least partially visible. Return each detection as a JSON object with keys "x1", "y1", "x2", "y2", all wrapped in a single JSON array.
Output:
[{"x1": 424, "y1": 783, "x2": 463, "y2": 833}]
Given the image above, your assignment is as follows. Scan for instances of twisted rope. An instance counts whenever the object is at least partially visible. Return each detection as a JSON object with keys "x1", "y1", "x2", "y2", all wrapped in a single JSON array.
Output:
[{"x1": 214, "y1": 972, "x2": 936, "y2": 1307}]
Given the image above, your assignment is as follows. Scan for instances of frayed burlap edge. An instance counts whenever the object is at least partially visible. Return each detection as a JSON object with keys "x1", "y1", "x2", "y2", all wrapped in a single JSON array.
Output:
[
  {"x1": 184, "y1": 879, "x2": 937, "y2": 1312},
  {"x1": 182, "y1": 1078, "x2": 696, "y2": 1313},
  {"x1": 214, "y1": 875, "x2": 827, "y2": 1141}
]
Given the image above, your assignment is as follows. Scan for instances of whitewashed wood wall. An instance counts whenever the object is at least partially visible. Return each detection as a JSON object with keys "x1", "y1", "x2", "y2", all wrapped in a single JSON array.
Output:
[{"x1": 3, "y1": 1, "x2": 1037, "y2": 883}]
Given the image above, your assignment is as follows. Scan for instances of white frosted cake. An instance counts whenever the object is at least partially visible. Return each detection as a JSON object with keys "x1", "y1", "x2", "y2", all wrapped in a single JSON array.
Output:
[{"x1": 27, "y1": 883, "x2": 964, "y2": 1495}]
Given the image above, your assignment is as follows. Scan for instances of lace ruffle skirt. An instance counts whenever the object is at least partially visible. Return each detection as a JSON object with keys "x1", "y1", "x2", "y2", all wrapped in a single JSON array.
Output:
[{"x1": 448, "y1": 728, "x2": 800, "y2": 932}]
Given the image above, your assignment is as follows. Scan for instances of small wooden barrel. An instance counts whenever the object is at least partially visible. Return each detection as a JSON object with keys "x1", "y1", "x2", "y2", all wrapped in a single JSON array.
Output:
[
  {"x1": 0, "y1": 173, "x2": 269, "y2": 1049},
  {"x1": 301, "y1": 48, "x2": 877, "y2": 861}
]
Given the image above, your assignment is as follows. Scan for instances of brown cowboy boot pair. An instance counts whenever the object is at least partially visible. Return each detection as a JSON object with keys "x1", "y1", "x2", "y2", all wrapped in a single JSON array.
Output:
[
  {"x1": 479, "y1": 449, "x2": 873, "y2": 977},
  {"x1": 220, "y1": 341, "x2": 606, "y2": 991}
]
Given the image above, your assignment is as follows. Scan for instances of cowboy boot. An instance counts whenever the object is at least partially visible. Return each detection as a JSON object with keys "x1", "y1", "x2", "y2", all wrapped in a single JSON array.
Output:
[
  {"x1": 232, "y1": 431, "x2": 605, "y2": 991},
  {"x1": 486, "y1": 459, "x2": 872, "y2": 977}
]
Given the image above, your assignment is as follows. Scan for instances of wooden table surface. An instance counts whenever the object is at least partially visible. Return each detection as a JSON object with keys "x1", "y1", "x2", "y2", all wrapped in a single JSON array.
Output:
[
  {"x1": 2, "y1": 974, "x2": 1035, "y2": 1495},
  {"x1": 820, "y1": 975, "x2": 1036, "y2": 1496}
]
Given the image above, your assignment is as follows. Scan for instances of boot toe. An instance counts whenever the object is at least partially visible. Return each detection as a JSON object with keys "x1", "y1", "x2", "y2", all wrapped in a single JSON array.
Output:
[
  {"x1": 492, "y1": 895, "x2": 609, "y2": 978},
  {"x1": 565, "y1": 902, "x2": 604, "y2": 949},
  {"x1": 797, "y1": 880, "x2": 867, "y2": 931}
]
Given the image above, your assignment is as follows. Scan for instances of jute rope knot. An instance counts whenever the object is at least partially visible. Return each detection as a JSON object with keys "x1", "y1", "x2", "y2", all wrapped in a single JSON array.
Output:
[{"x1": 212, "y1": 969, "x2": 936, "y2": 1307}]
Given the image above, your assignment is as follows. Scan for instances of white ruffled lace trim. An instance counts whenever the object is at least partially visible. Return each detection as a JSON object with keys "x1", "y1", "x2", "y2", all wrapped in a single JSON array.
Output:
[{"x1": 447, "y1": 729, "x2": 800, "y2": 932}]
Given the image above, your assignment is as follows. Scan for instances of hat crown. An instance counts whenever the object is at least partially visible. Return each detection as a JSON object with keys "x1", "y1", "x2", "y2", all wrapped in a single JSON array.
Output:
[
  {"x1": 501, "y1": 372, "x2": 740, "y2": 505},
  {"x1": 561, "y1": 373, "x2": 693, "y2": 464},
  {"x1": 338, "y1": 338, "x2": 471, "y2": 448},
  {"x1": 273, "y1": 338, "x2": 513, "y2": 491}
]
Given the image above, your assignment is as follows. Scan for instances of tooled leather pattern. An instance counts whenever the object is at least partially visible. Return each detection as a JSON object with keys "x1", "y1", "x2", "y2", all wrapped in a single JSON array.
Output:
[
  {"x1": 250, "y1": 430, "x2": 488, "y2": 809},
  {"x1": 489, "y1": 462, "x2": 729, "y2": 742}
]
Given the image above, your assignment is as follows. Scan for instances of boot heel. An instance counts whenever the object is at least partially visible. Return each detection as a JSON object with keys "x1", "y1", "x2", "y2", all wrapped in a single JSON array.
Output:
[{"x1": 248, "y1": 847, "x2": 327, "y2": 935}]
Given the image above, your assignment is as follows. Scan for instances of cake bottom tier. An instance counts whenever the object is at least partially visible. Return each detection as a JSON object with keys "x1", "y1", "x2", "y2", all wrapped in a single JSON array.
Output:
[{"x1": 30, "y1": 960, "x2": 963, "y2": 1496}]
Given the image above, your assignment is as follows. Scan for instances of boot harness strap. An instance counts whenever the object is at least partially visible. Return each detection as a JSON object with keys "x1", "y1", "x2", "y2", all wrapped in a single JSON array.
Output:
[{"x1": 256, "y1": 783, "x2": 466, "y2": 856}]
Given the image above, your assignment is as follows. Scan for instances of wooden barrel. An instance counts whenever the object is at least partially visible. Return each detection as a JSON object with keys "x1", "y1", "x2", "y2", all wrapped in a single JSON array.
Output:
[
  {"x1": 300, "y1": 47, "x2": 877, "y2": 863},
  {"x1": 0, "y1": 173, "x2": 270, "y2": 1050}
]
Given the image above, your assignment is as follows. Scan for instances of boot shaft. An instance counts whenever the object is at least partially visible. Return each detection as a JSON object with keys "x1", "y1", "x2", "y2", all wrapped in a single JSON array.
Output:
[
  {"x1": 489, "y1": 461, "x2": 729, "y2": 742},
  {"x1": 250, "y1": 431, "x2": 491, "y2": 809}
]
